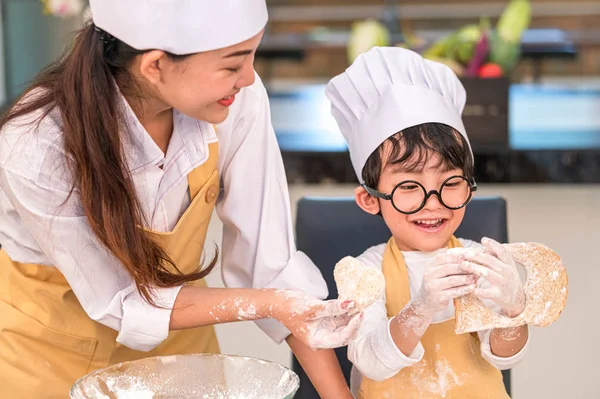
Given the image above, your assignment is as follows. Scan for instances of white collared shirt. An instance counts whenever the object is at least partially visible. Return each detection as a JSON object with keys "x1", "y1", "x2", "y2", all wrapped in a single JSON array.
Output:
[
  {"x1": 348, "y1": 239, "x2": 529, "y2": 396},
  {"x1": 0, "y1": 74, "x2": 327, "y2": 351}
]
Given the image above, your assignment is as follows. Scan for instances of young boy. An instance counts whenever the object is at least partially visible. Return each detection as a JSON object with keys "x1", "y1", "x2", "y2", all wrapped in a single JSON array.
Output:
[{"x1": 325, "y1": 47, "x2": 529, "y2": 398}]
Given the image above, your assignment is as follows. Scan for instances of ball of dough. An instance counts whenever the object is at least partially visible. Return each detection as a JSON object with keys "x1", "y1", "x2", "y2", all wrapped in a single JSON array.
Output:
[{"x1": 334, "y1": 256, "x2": 385, "y2": 311}]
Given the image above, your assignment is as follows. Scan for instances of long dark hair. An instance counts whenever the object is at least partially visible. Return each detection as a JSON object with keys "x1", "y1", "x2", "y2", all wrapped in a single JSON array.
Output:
[{"x1": 0, "y1": 23, "x2": 217, "y2": 305}]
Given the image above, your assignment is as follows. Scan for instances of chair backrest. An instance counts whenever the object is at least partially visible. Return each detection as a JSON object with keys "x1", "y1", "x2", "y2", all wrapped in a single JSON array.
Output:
[{"x1": 292, "y1": 196, "x2": 510, "y2": 398}]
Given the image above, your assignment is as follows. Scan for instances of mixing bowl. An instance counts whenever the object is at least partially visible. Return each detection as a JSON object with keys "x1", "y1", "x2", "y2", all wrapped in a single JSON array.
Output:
[{"x1": 70, "y1": 353, "x2": 300, "y2": 398}]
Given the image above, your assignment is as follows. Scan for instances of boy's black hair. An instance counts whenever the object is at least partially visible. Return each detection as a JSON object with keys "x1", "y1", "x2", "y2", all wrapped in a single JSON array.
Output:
[{"x1": 362, "y1": 123, "x2": 474, "y2": 189}]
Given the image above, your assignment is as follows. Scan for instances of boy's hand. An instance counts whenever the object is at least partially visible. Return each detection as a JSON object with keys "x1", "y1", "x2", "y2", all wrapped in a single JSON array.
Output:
[
  {"x1": 413, "y1": 253, "x2": 478, "y2": 317},
  {"x1": 461, "y1": 237, "x2": 526, "y2": 318},
  {"x1": 390, "y1": 252, "x2": 476, "y2": 356}
]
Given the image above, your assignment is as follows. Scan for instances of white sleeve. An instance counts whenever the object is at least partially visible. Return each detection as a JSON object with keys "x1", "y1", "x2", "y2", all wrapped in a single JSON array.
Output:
[
  {"x1": 347, "y1": 244, "x2": 424, "y2": 382},
  {"x1": 0, "y1": 167, "x2": 181, "y2": 352},
  {"x1": 216, "y1": 74, "x2": 327, "y2": 344}
]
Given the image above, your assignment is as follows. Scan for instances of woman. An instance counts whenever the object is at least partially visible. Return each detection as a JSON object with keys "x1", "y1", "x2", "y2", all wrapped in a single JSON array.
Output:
[{"x1": 0, "y1": 1, "x2": 359, "y2": 397}]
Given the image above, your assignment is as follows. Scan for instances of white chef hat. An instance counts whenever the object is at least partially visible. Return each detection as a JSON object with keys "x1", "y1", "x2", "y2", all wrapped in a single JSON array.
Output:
[
  {"x1": 326, "y1": 46, "x2": 472, "y2": 182},
  {"x1": 89, "y1": 0, "x2": 268, "y2": 55}
]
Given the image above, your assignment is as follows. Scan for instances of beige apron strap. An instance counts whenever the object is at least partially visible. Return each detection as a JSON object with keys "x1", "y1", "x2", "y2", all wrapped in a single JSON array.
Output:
[
  {"x1": 188, "y1": 125, "x2": 219, "y2": 200},
  {"x1": 382, "y1": 238, "x2": 411, "y2": 318}
]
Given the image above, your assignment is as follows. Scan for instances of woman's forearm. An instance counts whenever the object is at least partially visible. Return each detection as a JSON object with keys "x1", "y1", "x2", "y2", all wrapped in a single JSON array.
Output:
[{"x1": 169, "y1": 286, "x2": 277, "y2": 330}]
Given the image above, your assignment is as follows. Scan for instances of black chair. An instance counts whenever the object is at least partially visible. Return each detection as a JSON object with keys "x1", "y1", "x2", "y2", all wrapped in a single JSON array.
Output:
[{"x1": 292, "y1": 196, "x2": 511, "y2": 398}]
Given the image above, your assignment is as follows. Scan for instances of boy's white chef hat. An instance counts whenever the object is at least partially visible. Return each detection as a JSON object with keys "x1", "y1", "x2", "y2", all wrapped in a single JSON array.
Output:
[
  {"x1": 326, "y1": 46, "x2": 472, "y2": 182},
  {"x1": 89, "y1": 0, "x2": 268, "y2": 55}
]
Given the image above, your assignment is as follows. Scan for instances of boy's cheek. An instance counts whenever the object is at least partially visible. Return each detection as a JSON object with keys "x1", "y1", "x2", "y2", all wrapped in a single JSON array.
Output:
[{"x1": 380, "y1": 206, "x2": 410, "y2": 228}]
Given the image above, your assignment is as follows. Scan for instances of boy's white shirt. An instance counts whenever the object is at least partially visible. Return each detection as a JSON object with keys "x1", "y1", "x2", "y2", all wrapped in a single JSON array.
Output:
[{"x1": 348, "y1": 238, "x2": 530, "y2": 395}]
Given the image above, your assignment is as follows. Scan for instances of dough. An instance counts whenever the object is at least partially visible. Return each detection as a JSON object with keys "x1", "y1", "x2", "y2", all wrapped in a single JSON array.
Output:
[
  {"x1": 334, "y1": 256, "x2": 385, "y2": 311},
  {"x1": 454, "y1": 242, "x2": 568, "y2": 334}
]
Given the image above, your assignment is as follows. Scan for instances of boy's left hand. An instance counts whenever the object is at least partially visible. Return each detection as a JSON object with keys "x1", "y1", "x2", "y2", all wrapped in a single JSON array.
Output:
[{"x1": 461, "y1": 237, "x2": 526, "y2": 318}]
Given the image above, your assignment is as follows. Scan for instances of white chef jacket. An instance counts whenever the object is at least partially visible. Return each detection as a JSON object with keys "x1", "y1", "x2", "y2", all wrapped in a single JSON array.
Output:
[
  {"x1": 0, "y1": 73, "x2": 327, "y2": 351},
  {"x1": 348, "y1": 239, "x2": 529, "y2": 396}
]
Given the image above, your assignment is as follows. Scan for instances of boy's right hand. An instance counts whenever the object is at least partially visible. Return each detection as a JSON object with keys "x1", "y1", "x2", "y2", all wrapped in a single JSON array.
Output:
[{"x1": 413, "y1": 253, "x2": 479, "y2": 316}]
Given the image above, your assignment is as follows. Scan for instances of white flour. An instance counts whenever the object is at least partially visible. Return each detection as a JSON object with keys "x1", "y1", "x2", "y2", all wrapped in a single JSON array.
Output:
[
  {"x1": 273, "y1": 289, "x2": 320, "y2": 316},
  {"x1": 497, "y1": 326, "x2": 522, "y2": 342},
  {"x1": 534, "y1": 301, "x2": 553, "y2": 325},
  {"x1": 409, "y1": 359, "x2": 462, "y2": 398},
  {"x1": 74, "y1": 355, "x2": 299, "y2": 399},
  {"x1": 394, "y1": 303, "x2": 431, "y2": 338}
]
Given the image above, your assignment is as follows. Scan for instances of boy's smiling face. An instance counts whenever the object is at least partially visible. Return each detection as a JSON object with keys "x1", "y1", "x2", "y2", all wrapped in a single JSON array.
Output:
[{"x1": 356, "y1": 132, "x2": 471, "y2": 253}]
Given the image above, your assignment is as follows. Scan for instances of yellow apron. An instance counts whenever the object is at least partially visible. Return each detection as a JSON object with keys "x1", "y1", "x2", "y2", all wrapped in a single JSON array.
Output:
[
  {"x1": 0, "y1": 141, "x2": 221, "y2": 398},
  {"x1": 358, "y1": 236, "x2": 509, "y2": 399}
]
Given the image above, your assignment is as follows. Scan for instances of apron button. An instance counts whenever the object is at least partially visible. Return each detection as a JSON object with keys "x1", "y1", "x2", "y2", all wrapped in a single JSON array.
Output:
[{"x1": 205, "y1": 186, "x2": 218, "y2": 203}]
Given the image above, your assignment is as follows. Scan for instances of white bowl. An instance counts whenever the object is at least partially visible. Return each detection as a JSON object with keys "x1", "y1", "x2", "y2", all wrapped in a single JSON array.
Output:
[{"x1": 70, "y1": 353, "x2": 300, "y2": 398}]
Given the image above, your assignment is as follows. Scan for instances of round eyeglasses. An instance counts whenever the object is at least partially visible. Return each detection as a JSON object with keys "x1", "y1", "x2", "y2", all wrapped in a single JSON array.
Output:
[{"x1": 363, "y1": 175, "x2": 477, "y2": 214}]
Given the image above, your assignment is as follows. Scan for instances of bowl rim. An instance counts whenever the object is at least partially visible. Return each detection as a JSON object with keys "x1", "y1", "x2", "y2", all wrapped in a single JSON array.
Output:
[{"x1": 70, "y1": 353, "x2": 300, "y2": 398}]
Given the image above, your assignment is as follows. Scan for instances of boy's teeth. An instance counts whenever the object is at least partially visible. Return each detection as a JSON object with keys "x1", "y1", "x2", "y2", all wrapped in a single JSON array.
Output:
[{"x1": 416, "y1": 219, "x2": 442, "y2": 225}]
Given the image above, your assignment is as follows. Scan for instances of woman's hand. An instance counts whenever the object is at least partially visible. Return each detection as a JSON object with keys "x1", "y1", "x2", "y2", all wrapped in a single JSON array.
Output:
[
  {"x1": 271, "y1": 290, "x2": 363, "y2": 350},
  {"x1": 170, "y1": 287, "x2": 361, "y2": 348},
  {"x1": 461, "y1": 237, "x2": 526, "y2": 317}
]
